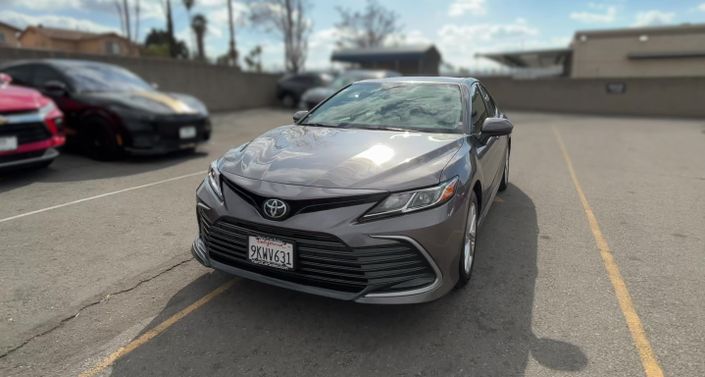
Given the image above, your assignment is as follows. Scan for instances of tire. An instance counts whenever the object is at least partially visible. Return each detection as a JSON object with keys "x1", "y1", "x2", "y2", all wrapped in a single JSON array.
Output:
[
  {"x1": 498, "y1": 145, "x2": 509, "y2": 192},
  {"x1": 281, "y1": 93, "x2": 296, "y2": 108},
  {"x1": 82, "y1": 117, "x2": 123, "y2": 161},
  {"x1": 455, "y1": 192, "x2": 479, "y2": 289}
]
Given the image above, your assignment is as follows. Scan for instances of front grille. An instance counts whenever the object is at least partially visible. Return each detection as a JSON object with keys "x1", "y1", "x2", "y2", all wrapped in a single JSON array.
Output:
[
  {"x1": 0, "y1": 122, "x2": 51, "y2": 145},
  {"x1": 198, "y1": 210, "x2": 436, "y2": 295}
]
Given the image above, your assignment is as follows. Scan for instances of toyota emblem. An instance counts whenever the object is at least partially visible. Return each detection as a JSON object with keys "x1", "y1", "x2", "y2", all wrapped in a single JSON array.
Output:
[{"x1": 263, "y1": 198, "x2": 288, "y2": 219}]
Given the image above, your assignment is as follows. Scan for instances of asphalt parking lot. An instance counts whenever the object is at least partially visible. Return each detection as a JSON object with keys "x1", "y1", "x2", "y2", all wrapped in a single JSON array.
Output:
[{"x1": 0, "y1": 108, "x2": 703, "y2": 377}]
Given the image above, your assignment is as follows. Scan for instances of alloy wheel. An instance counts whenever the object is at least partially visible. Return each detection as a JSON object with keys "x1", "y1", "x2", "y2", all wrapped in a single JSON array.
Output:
[{"x1": 463, "y1": 202, "x2": 478, "y2": 274}]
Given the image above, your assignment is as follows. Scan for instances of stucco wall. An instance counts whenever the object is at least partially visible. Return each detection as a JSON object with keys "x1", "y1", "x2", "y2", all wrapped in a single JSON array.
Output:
[
  {"x1": 0, "y1": 46, "x2": 280, "y2": 112},
  {"x1": 571, "y1": 31, "x2": 705, "y2": 78},
  {"x1": 480, "y1": 76, "x2": 705, "y2": 118},
  {"x1": 0, "y1": 25, "x2": 20, "y2": 47}
]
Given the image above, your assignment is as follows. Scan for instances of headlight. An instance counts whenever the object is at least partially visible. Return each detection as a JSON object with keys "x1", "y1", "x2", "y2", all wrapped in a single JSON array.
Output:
[
  {"x1": 172, "y1": 93, "x2": 209, "y2": 115},
  {"x1": 208, "y1": 160, "x2": 223, "y2": 201},
  {"x1": 361, "y1": 177, "x2": 459, "y2": 220}
]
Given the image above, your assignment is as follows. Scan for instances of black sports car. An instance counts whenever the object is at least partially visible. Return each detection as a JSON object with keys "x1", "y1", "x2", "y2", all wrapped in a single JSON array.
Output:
[{"x1": 0, "y1": 59, "x2": 211, "y2": 159}]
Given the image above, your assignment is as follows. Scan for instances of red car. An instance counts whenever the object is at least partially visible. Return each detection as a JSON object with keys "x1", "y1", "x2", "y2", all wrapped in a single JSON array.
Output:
[{"x1": 0, "y1": 73, "x2": 65, "y2": 171}]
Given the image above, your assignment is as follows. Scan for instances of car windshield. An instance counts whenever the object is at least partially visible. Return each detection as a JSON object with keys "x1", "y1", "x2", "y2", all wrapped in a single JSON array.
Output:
[
  {"x1": 302, "y1": 82, "x2": 464, "y2": 133},
  {"x1": 64, "y1": 64, "x2": 153, "y2": 92}
]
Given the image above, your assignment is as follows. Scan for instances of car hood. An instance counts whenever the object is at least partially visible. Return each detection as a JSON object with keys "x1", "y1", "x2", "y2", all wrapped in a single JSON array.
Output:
[
  {"x1": 0, "y1": 84, "x2": 48, "y2": 112},
  {"x1": 220, "y1": 125, "x2": 465, "y2": 191},
  {"x1": 301, "y1": 87, "x2": 336, "y2": 103},
  {"x1": 78, "y1": 90, "x2": 206, "y2": 115}
]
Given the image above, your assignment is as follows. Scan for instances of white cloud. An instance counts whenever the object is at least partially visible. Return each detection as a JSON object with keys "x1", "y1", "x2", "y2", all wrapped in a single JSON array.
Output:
[
  {"x1": 2, "y1": 0, "x2": 163, "y2": 20},
  {"x1": 1, "y1": 0, "x2": 82, "y2": 10},
  {"x1": 633, "y1": 10, "x2": 675, "y2": 27},
  {"x1": 435, "y1": 20, "x2": 542, "y2": 70},
  {"x1": 448, "y1": 0, "x2": 486, "y2": 17},
  {"x1": 570, "y1": 4, "x2": 617, "y2": 24},
  {"x1": 699, "y1": 3, "x2": 705, "y2": 12},
  {"x1": 0, "y1": 10, "x2": 118, "y2": 33}
]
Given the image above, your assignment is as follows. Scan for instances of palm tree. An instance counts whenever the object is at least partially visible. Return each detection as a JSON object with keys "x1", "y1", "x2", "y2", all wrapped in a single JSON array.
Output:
[
  {"x1": 182, "y1": 0, "x2": 195, "y2": 57},
  {"x1": 191, "y1": 13, "x2": 207, "y2": 61}
]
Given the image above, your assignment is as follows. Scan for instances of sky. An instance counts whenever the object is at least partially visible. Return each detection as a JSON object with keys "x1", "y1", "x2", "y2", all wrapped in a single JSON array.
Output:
[{"x1": 2, "y1": 0, "x2": 705, "y2": 72}]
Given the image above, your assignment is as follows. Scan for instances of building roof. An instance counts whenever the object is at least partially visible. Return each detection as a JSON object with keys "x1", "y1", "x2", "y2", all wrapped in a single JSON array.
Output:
[
  {"x1": 477, "y1": 48, "x2": 571, "y2": 68},
  {"x1": 0, "y1": 21, "x2": 21, "y2": 31},
  {"x1": 331, "y1": 44, "x2": 441, "y2": 63},
  {"x1": 20, "y1": 26, "x2": 128, "y2": 42},
  {"x1": 575, "y1": 22, "x2": 705, "y2": 39}
]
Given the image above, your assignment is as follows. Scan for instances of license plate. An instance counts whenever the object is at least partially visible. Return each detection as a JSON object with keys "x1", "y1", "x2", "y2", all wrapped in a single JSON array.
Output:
[
  {"x1": 0, "y1": 136, "x2": 18, "y2": 152},
  {"x1": 179, "y1": 126, "x2": 197, "y2": 139},
  {"x1": 248, "y1": 236, "x2": 294, "y2": 270}
]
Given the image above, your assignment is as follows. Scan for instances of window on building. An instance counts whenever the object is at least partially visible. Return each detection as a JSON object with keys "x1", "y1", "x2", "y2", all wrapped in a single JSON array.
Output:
[
  {"x1": 105, "y1": 40, "x2": 121, "y2": 55},
  {"x1": 0, "y1": 32, "x2": 6, "y2": 44}
]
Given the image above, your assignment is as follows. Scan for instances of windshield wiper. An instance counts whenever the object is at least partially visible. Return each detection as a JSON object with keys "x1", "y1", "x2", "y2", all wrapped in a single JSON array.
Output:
[
  {"x1": 337, "y1": 123, "x2": 408, "y2": 132},
  {"x1": 299, "y1": 122, "x2": 337, "y2": 128}
]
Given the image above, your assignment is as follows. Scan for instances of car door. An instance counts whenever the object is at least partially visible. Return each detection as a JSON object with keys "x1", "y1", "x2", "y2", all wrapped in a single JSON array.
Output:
[{"x1": 470, "y1": 84, "x2": 504, "y2": 206}]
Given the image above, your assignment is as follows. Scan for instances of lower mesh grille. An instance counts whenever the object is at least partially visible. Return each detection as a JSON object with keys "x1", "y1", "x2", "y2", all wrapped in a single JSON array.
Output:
[
  {"x1": 198, "y1": 210, "x2": 436, "y2": 294},
  {"x1": 0, "y1": 122, "x2": 51, "y2": 145}
]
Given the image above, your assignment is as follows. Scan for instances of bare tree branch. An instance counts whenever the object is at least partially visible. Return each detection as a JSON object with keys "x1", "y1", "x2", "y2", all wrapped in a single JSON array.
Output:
[
  {"x1": 335, "y1": 0, "x2": 402, "y2": 49},
  {"x1": 248, "y1": 0, "x2": 311, "y2": 73}
]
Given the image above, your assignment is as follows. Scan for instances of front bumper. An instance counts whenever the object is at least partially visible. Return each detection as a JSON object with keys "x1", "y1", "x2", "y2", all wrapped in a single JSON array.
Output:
[
  {"x1": 0, "y1": 147, "x2": 59, "y2": 170},
  {"x1": 192, "y1": 174, "x2": 469, "y2": 304},
  {"x1": 123, "y1": 115, "x2": 211, "y2": 155}
]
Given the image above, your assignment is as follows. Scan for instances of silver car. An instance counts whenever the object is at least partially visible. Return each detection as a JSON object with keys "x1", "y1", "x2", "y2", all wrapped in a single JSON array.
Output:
[{"x1": 193, "y1": 77, "x2": 512, "y2": 304}]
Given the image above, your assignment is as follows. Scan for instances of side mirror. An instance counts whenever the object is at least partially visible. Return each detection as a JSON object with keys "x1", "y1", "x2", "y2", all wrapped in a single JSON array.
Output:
[
  {"x1": 481, "y1": 117, "x2": 513, "y2": 136},
  {"x1": 293, "y1": 110, "x2": 308, "y2": 123},
  {"x1": 43, "y1": 80, "x2": 69, "y2": 97}
]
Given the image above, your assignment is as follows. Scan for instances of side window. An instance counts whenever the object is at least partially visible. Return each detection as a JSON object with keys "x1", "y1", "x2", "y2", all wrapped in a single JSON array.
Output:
[
  {"x1": 479, "y1": 85, "x2": 497, "y2": 117},
  {"x1": 1, "y1": 65, "x2": 34, "y2": 87},
  {"x1": 471, "y1": 86, "x2": 488, "y2": 133},
  {"x1": 32, "y1": 65, "x2": 66, "y2": 87}
]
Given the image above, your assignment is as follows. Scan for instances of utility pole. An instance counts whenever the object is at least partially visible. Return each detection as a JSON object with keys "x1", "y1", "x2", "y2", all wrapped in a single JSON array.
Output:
[{"x1": 227, "y1": 0, "x2": 239, "y2": 68}]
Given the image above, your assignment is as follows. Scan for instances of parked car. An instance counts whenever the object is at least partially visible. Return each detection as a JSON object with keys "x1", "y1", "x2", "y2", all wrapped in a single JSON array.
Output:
[
  {"x1": 0, "y1": 73, "x2": 65, "y2": 171},
  {"x1": 299, "y1": 69, "x2": 400, "y2": 110},
  {"x1": 0, "y1": 59, "x2": 211, "y2": 160},
  {"x1": 276, "y1": 72, "x2": 334, "y2": 108},
  {"x1": 192, "y1": 77, "x2": 512, "y2": 304}
]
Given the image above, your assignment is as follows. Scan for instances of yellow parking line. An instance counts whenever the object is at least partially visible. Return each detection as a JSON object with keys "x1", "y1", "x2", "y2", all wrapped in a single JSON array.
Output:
[
  {"x1": 553, "y1": 126, "x2": 664, "y2": 377},
  {"x1": 79, "y1": 279, "x2": 236, "y2": 377}
]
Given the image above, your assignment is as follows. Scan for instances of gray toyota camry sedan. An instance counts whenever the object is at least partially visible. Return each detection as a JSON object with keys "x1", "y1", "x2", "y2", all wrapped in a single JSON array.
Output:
[{"x1": 192, "y1": 77, "x2": 513, "y2": 304}]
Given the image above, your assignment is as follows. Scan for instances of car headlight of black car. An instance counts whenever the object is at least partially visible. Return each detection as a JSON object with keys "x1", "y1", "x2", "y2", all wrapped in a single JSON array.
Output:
[
  {"x1": 171, "y1": 93, "x2": 209, "y2": 115},
  {"x1": 361, "y1": 177, "x2": 459, "y2": 220},
  {"x1": 208, "y1": 160, "x2": 224, "y2": 201}
]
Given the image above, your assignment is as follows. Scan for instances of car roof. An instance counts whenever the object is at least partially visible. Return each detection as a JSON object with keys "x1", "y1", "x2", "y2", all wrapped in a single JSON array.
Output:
[
  {"x1": 356, "y1": 76, "x2": 479, "y2": 87},
  {"x1": 0, "y1": 58, "x2": 118, "y2": 71}
]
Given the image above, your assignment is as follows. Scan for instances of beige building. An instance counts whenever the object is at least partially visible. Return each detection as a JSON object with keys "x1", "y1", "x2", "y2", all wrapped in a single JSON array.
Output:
[
  {"x1": 480, "y1": 23, "x2": 705, "y2": 79},
  {"x1": 18, "y1": 26, "x2": 139, "y2": 57},
  {"x1": 572, "y1": 23, "x2": 705, "y2": 78},
  {"x1": 0, "y1": 22, "x2": 21, "y2": 47}
]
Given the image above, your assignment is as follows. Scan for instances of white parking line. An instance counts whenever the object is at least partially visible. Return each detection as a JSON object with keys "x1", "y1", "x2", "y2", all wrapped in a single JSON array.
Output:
[{"x1": 0, "y1": 171, "x2": 205, "y2": 224}]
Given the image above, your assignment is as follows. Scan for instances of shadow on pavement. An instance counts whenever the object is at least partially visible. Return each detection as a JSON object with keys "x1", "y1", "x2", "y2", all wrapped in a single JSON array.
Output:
[
  {"x1": 109, "y1": 184, "x2": 586, "y2": 376},
  {"x1": 0, "y1": 148, "x2": 209, "y2": 194}
]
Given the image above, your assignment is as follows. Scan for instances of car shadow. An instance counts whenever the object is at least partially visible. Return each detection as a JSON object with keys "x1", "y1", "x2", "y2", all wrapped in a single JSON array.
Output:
[
  {"x1": 108, "y1": 184, "x2": 586, "y2": 376},
  {"x1": 0, "y1": 148, "x2": 210, "y2": 194}
]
